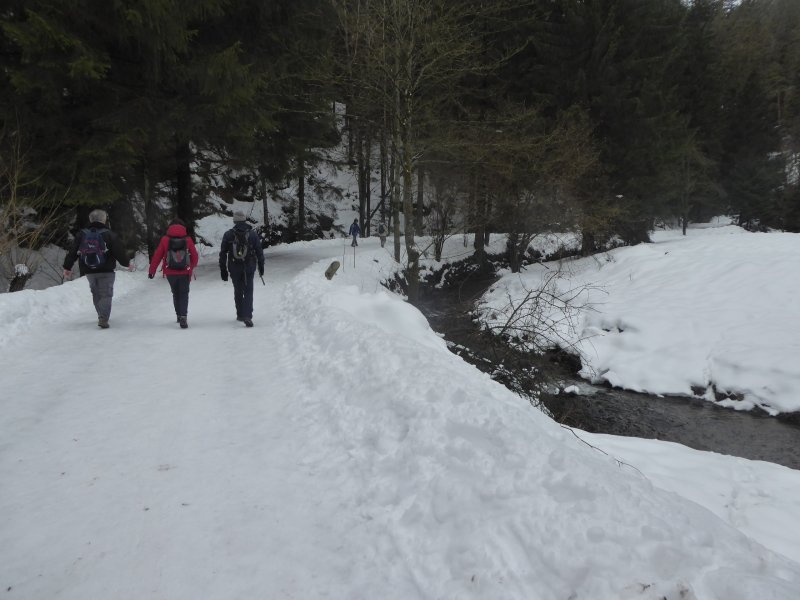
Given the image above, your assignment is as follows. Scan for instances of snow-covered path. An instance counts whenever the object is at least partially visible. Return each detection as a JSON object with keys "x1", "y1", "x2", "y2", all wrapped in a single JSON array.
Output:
[
  {"x1": 3, "y1": 236, "x2": 800, "y2": 600},
  {"x1": 2, "y1": 245, "x2": 355, "y2": 598}
]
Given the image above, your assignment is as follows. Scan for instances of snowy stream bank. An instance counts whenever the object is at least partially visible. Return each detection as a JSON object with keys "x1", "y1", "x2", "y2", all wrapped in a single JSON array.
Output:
[{"x1": 420, "y1": 277, "x2": 800, "y2": 470}]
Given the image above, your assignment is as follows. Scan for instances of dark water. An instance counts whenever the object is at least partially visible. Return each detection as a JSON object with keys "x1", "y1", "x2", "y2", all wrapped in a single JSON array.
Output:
[{"x1": 418, "y1": 278, "x2": 800, "y2": 471}]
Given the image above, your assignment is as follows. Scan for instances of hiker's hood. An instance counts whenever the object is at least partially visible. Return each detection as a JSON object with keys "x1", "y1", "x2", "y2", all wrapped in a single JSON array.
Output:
[{"x1": 166, "y1": 223, "x2": 189, "y2": 237}]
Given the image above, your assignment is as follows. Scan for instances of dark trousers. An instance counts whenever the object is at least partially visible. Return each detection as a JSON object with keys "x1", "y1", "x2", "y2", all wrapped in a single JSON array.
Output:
[
  {"x1": 229, "y1": 262, "x2": 256, "y2": 319},
  {"x1": 166, "y1": 274, "x2": 191, "y2": 317}
]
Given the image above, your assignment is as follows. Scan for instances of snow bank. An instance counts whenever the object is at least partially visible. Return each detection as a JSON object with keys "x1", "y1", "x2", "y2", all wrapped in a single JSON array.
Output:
[
  {"x1": 588, "y1": 433, "x2": 800, "y2": 566},
  {"x1": 480, "y1": 225, "x2": 800, "y2": 414},
  {"x1": 272, "y1": 251, "x2": 800, "y2": 599},
  {"x1": 0, "y1": 270, "x2": 143, "y2": 347}
]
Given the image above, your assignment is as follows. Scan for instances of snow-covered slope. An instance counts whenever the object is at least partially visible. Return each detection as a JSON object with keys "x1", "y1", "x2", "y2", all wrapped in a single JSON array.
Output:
[
  {"x1": 480, "y1": 224, "x2": 800, "y2": 414},
  {"x1": 1, "y1": 233, "x2": 799, "y2": 599}
]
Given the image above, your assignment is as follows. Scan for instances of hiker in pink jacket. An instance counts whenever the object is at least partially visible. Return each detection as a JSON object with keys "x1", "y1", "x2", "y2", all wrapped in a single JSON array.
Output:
[{"x1": 148, "y1": 218, "x2": 199, "y2": 329}]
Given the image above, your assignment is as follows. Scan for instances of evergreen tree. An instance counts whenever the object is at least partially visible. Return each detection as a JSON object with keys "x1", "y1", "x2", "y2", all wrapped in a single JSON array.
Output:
[
  {"x1": 1, "y1": 0, "x2": 328, "y2": 241},
  {"x1": 0, "y1": 0, "x2": 135, "y2": 207},
  {"x1": 714, "y1": 0, "x2": 784, "y2": 229}
]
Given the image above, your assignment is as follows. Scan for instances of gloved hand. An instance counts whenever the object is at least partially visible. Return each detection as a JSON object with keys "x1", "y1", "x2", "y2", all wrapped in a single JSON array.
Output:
[
  {"x1": 148, "y1": 273, "x2": 155, "y2": 279},
  {"x1": 258, "y1": 265, "x2": 264, "y2": 277},
  {"x1": 221, "y1": 270, "x2": 228, "y2": 282},
  {"x1": 62, "y1": 269, "x2": 72, "y2": 280}
]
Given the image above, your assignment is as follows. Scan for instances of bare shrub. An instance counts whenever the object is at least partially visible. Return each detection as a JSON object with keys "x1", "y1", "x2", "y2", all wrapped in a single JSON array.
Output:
[
  {"x1": 1, "y1": 125, "x2": 67, "y2": 292},
  {"x1": 479, "y1": 260, "x2": 602, "y2": 359}
]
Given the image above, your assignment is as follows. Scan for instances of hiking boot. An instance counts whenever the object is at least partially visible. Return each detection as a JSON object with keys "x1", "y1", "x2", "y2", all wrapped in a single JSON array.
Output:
[
  {"x1": 243, "y1": 319, "x2": 253, "y2": 328},
  {"x1": 98, "y1": 317, "x2": 109, "y2": 329},
  {"x1": 178, "y1": 316, "x2": 188, "y2": 329}
]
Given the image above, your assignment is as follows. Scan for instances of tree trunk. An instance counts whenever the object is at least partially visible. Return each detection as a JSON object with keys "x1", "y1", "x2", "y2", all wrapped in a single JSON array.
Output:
[
  {"x1": 392, "y1": 143, "x2": 401, "y2": 262},
  {"x1": 581, "y1": 229, "x2": 596, "y2": 256},
  {"x1": 380, "y1": 128, "x2": 387, "y2": 225},
  {"x1": 507, "y1": 233, "x2": 520, "y2": 273},
  {"x1": 472, "y1": 173, "x2": 487, "y2": 273},
  {"x1": 175, "y1": 140, "x2": 194, "y2": 236},
  {"x1": 357, "y1": 126, "x2": 368, "y2": 235},
  {"x1": 403, "y1": 154, "x2": 419, "y2": 303},
  {"x1": 298, "y1": 155, "x2": 305, "y2": 239},
  {"x1": 415, "y1": 164, "x2": 424, "y2": 233},
  {"x1": 346, "y1": 112, "x2": 355, "y2": 166},
  {"x1": 143, "y1": 162, "x2": 156, "y2": 259},
  {"x1": 75, "y1": 205, "x2": 91, "y2": 232},
  {"x1": 364, "y1": 128, "x2": 372, "y2": 236},
  {"x1": 432, "y1": 180, "x2": 444, "y2": 261},
  {"x1": 483, "y1": 190, "x2": 492, "y2": 245},
  {"x1": 260, "y1": 167, "x2": 269, "y2": 230},
  {"x1": 402, "y1": 136, "x2": 420, "y2": 303}
]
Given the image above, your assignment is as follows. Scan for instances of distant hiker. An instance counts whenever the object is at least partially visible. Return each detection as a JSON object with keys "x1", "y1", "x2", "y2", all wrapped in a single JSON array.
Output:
[
  {"x1": 349, "y1": 219, "x2": 361, "y2": 247},
  {"x1": 377, "y1": 222, "x2": 388, "y2": 248},
  {"x1": 147, "y1": 218, "x2": 199, "y2": 329},
  {"x1": 62, "y1": 209, "x2": 133, "y2": 329},
  {"x1": 219, "y1": 210, "x2": 265, "y2": 327}
]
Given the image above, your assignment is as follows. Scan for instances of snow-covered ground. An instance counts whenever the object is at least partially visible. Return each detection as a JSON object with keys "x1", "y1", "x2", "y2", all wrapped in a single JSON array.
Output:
[
  {"x1": 2, "y1": 222, "x2": 800, "y2": 599},
  {"x1": 479, "y1": 223, "x2": 800, "y2": 415}
]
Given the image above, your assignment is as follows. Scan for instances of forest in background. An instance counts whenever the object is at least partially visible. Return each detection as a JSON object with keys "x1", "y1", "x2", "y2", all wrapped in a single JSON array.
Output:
[{"x1": 2, "y1": 0, "x2": 800, "y2": 300}]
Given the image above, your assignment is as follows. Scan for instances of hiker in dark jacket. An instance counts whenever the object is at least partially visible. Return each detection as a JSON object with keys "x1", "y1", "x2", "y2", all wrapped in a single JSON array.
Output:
[
  {"x1": 62, "y1": 209, "x2": 133, "y2": 329},
  {"x1": 219, "y1": 210, "x2": 265, "y2": 327},
  {"x1": 148, "y1": 218, "x2": 199, "y2": 329},
  {"x1": 348, "y1": 219, "x2": 361, "y2": 247}
]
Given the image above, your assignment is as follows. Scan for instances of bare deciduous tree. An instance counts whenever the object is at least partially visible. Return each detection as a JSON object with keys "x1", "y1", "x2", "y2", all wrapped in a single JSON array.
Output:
[{"x1": 332, "y1": 0, "x2": 487, "y2": 303}]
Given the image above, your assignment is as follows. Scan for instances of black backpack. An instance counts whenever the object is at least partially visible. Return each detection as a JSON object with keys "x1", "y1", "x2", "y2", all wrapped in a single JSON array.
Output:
[
  {"x1": 167, "y1": 236, "x2": 191, "y2": 270},
  {"x1": 79, "y1": 228, "x2": 107, "y2": 269},
  {"x1": 231, "y1": 228, "x2": 251, "y2": 261}
]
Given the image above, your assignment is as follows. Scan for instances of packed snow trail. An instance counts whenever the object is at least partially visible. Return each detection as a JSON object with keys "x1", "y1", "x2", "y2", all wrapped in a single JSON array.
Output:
[
  {"x1": 2, "y1": 237, "x2": 800, "y2": 599},
  {"x1": 2, "y1": 244, "x2": 354, "y2": 599}
]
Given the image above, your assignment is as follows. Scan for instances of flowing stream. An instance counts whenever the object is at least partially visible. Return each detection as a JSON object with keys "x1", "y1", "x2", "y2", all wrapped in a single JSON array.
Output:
[{"x1": 418, "y1": 277, "x2": 800, "y2": 471}]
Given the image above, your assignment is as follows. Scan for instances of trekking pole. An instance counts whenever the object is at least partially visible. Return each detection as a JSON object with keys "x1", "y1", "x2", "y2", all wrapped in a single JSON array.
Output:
[
  {"x1": 260, "y1": 275, "x2": 265, "y2": 286},
  {"x1": 353, "y1": 242, "x2": 356, "y2": 268}
]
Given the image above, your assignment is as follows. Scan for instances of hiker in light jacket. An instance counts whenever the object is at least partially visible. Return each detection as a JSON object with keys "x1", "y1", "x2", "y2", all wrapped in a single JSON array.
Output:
[
  {"x1": 219, "y1": 210, "x2": 265, "y2": 327},
  {"x1": 62, "y1": 209, "x2": 133, "y2": 329},
  {"x1": 377, "y1": 221, "x2": 388, "y2": 248},
  {"x1": 148, "y1": 218, "x2": 199, "y2": 329}
]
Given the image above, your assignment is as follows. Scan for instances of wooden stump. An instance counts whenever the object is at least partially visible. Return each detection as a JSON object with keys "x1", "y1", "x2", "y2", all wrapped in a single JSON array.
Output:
[{"x1": 324, "y1": 261, "x2": 340, "y2": 280}]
